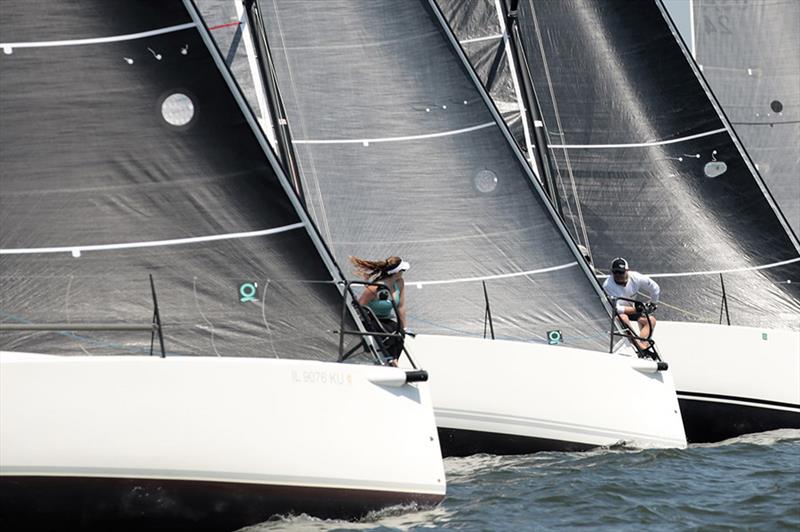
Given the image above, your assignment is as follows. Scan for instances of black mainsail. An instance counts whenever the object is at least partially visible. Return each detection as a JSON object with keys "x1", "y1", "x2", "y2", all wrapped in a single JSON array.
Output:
[
  {"x1": 507, "y1": 0, "x2": 800, "y2": 331},
  {"x1": 0, "y1": 0, "x2": 361, "y2": 362},
  {"x1": 689, "y1": 0, "x2": 800, "y2": 235},
  {"x1": 256, "y1": 0, "x2": 616, "y2": 352}
]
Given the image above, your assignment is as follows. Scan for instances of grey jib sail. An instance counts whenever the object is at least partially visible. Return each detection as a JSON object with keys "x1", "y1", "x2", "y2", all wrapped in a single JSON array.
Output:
[
  {"x1": 496, "y1": 0, "x2": 800, "y2": 330},
  {"x1": 691, "y1": 0, "x2": 800, "y2": 235},
  {"x1": 250, "y1": 0, "x2": 614, "y2": 351},
  {"x1": 0, "y1": 0, "x2": 359, "y2": 360}
]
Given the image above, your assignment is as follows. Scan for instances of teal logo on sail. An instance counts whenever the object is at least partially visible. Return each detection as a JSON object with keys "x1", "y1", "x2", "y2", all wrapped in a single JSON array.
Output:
[
  {"x1": 239, "y1": 282, "x2": 258, "y2": 303},
  {"x1": 547, "y1": 330, "x2": 562, "y2": 345}
]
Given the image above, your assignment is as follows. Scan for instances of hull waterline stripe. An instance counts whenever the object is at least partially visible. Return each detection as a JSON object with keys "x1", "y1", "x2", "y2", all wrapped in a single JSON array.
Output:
[
  {"x1": 597, "y1": 257, "x2": 800, "y2": 279},
  {"x1": 292, "y1": 122, "x2": 496, "y2": 145},
  {"x1": 0, "y1": 223, "x2": 305, "y2": 255},
  {"x1": 435, "y1": 407, "x2": 686, "y2": 446},
  {"x1": 677, "y1": 390, "x2": 800, "y2": 412},
  {"x1": 548, "y1": 127, "x2": 727, "y2": 149},
  {"x1": 0, "y1": 466, "x2": 443, "y2": 495},
  {"x1": 0, "y1": 23, "x2": 196, "y2": 50},
  {"x1": 460, "y1": 34, "x2": 503, "y2": 44},
  {"x1": 413, "y1": 262, "x2": 578, "y2": 287}
]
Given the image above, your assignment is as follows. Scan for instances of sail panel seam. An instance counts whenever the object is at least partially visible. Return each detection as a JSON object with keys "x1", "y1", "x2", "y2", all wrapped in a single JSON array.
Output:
[
  {"x1": 459, "y1": 34, "x2": 503, "y2": 44},
  {"x1": 549, "y1": 127, "x2": 727, "y2": 149},
  {"x1": 292, "y1": 122, "x2": 496, "y2": 145},
  {"x1": 412, "y1": 262, "x2": 578, "y2": 287},
  {"x1": 596, "y1": 257, "x2": 800, "y2": 279},
  {"x1": 0, "y1": 23, "x2": 196, "y2": 50},
  {"x1": 0, "y1": 222, "x2": 305, "y2": 255}
]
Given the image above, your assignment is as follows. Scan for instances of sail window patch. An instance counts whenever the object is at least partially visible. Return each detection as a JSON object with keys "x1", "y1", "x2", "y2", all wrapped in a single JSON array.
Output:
[
  {"x1": 474, "y1": 170, "x2": 498, "y2": 193},
  {"x1": 160, "y1": 92, "x2": 195, "y2": 127},
  {"x1": 704, "y1": 150, "x2": 727, "y2": 178}
]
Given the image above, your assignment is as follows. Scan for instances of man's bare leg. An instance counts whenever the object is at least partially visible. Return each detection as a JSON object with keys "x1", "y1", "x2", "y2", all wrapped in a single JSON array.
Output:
[{"x1": 637, "y1": 315, "x2": 656, "y2": 350}]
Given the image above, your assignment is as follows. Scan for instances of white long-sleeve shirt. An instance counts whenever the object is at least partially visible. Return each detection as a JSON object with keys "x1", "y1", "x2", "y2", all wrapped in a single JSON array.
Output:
[{"x1": 602, "y1": 271, "x2": 661, "y2": 313}]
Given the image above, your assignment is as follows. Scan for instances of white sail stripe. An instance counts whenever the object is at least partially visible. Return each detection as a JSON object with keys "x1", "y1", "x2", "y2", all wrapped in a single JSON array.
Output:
[
  {"x1": 292, "y1": 122, "x2": 496, "y2": 145},
  {"x1": 548, "y1": 127, "x2": 727, "y2": 149},
  {"x1": 413, "y1": 262, "x2": 578, "y2": 287},
  {"x1": 0, "y1": 22, "x2": 196, "y2": 50},
  {"x1": 0, "y1": 223, "x2": 305, "y2": 255},
  {"x1": 596, "y1": 257, "x2": 800, "y2": 279},
  {"x1": 459, "y1": 34, "x2": 503, "y2": 44}
]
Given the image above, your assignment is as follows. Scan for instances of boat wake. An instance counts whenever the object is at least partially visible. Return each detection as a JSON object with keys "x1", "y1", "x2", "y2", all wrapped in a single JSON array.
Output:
[
  {"x1": 237, "y1": 503, "x2": 452, "y2": 531},
  {"x1": 692, "y1": 428, "x2": 800, "y2": 448}
]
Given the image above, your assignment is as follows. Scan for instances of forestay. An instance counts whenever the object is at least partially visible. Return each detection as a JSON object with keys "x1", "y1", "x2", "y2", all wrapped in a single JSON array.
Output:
[
  {"x1": 0, "y1": 0, "x2": 360, "y2": 360},
  {"x1": 258, "y1": 0, "x2": 614, "y2": 351},
  {"x1": 511, "y1": 0, "x2": 800, "y2": 330}
]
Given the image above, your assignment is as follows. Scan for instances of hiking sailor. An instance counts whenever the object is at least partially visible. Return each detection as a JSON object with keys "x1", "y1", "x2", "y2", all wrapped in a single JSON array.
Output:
[
  {"x1": 602, "y1": 257, "x2": 660, "y2": 353},
  {"x1": 349, "y1": 255, "x2": 410, "y2": 366}
]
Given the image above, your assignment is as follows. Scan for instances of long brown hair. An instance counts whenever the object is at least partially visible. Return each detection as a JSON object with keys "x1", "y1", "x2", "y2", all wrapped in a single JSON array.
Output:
[{"x1": 349, "y1": 256, "x2": 402, "y2": 281}]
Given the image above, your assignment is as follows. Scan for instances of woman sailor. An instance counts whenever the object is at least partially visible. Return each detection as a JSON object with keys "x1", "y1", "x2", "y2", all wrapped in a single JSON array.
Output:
[{"x1": 349, "y1": 256, "x2": 409, "y2": 366}]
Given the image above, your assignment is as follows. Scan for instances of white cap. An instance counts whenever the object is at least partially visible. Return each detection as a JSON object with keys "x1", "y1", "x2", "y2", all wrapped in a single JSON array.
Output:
[{"x1": 386, "y1": 260, "x2": 410, "y2": 275}]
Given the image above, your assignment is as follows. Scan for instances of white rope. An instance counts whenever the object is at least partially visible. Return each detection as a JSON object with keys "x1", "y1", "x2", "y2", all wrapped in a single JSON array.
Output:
[
  {"x1": 460, "y1": 34, "x2": 503, "y2": 44},
  {"x1": 549, "y1": 127, "x2": 727, "y2": 149},
  {"x1": 1, "y1": 23, "x2": 195, "y2": 51},
  {"x1": 413, "y1": 262, "x2": 578, "y2": 287},
  {"x1": 0, "y1": 222, "x2": 305, "y2": 256},
  {"x1": 292, "y1": 122, "x2": 496, "y2": 145},
  {"x1": 596, "y1": 257, "x2": 800, "y2": 279}
]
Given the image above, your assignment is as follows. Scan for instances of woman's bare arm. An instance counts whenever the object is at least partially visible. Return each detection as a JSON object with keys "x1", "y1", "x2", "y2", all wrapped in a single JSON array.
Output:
[{"x1": 397, "y1": 279, "x2": 407, "y2": 329}]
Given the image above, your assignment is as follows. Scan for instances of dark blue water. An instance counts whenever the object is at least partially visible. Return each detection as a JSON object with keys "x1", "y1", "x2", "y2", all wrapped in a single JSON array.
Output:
[{"x1": 242, "y1": 429, "x2": 800, "y2": 531}]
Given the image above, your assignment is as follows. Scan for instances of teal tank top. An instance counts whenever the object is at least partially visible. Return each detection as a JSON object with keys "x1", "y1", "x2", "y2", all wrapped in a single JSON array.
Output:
[{"x1": 366, "y1": 282, "x2": 401, "y2": 319}]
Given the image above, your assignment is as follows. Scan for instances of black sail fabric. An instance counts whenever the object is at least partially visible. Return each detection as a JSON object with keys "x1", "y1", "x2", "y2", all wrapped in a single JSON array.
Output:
[
  {"x1": 0, "y1": 0, "x2": 354, "y2": 360},
  {"x1": 436, "y1": 0, "x2": 529, "y2": 156},
  {"x1": 512, "y1": 0, "x2": 800, "y2": 330},
  {"x1": 258, "y1": 0, "x2": 614, "y2": 351},
  {"x1": 691, "y1": 0, "x2": 800, "y2": 235}
]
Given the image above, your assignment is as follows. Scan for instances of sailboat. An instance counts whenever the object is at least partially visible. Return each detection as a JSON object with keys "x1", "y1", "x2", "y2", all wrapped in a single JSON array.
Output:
[
  {"x1": 215, "y1": 0, "x2": 688, "y2": 456},
  {"x1": 460, "y1": 0, "x2": 800, "y2": 442},
  {"x1": 0, "y1": 1, "x2": 445, "y2": 529},
  {"x1": 673, "y1": 0, "x2": 799, "y2": 235}
]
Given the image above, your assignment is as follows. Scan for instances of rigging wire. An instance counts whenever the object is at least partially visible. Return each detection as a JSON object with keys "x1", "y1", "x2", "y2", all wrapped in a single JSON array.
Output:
[{"x1": 526, "y1": 1, "x2": 592, "y2": 257}]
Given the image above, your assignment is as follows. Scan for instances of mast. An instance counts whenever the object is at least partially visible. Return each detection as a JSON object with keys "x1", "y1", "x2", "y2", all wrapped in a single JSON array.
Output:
[
  {"x1": 501, "y1": 0, "x2": 562, "y2": 217},
  {"x1": 243, "y1": 0, "x2": 304, "y2": 202}
]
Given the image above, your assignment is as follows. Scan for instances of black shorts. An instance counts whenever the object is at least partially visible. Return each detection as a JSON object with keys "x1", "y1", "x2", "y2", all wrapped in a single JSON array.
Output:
[{"x1": 364, "y1": 315, "x2": 404, "y2": 361}]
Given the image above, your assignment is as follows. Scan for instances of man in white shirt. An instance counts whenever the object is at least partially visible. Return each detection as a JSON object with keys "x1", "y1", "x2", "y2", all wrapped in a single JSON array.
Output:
[{"x1": 602, "y1": 257, "x2": 660, "y2": 352}]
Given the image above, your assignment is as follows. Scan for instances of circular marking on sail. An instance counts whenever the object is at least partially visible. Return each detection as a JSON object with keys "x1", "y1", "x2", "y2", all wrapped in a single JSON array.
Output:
[
  {"x1": 474, "y1": 169, "x2": 498, "y2": 193},
  {"x1": 770, "y1": 100, "x2": 783, "y2": 113},
  {"x1": 160, "y1": 92, "x2": 196, "y2": 127}
]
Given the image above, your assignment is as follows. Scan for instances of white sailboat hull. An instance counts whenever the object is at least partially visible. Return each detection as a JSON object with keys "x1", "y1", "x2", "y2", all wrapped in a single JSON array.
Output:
[
  {"x1": 404, "y1": 335, "x2": 687, "y2": 456},
  {"x1": 0, "y1": 353, "x2": 445, "y2": 530},
  {"x1": 655, "y1": 321, "x2": 800, "y2": 442}
]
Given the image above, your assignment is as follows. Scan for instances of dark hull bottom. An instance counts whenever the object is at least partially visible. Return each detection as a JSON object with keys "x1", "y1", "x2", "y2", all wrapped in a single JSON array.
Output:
[
  {"x1": 438, "y1": 427, "x2": 595, "y2": 457},
  {"x1": 0, "y1": 476, "x2": 443, "y2": 532},
  {"x1": 679, "y1": 394, "x2": 800, "y2": 444}
]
